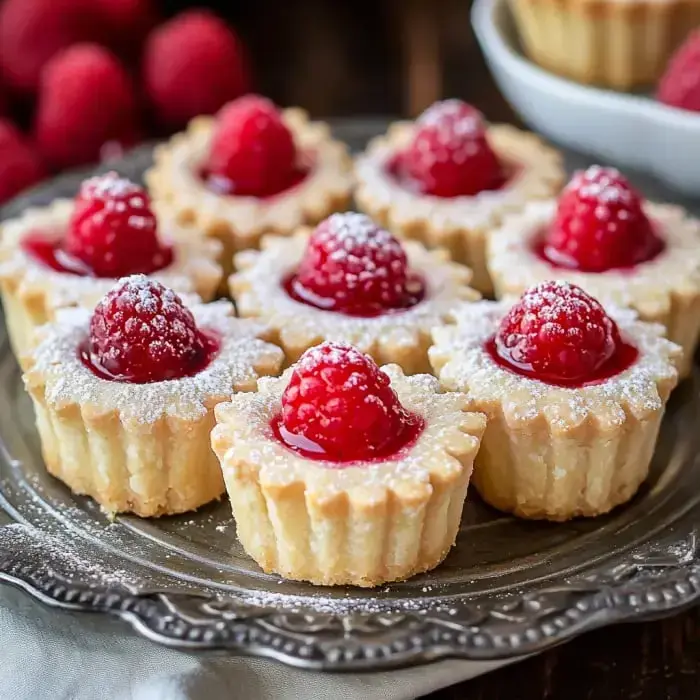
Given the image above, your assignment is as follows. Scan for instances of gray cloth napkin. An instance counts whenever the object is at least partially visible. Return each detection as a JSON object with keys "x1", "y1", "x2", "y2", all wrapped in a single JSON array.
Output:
[{"x1": 0, "y1": 585, "x2": 521, "y2": 700}]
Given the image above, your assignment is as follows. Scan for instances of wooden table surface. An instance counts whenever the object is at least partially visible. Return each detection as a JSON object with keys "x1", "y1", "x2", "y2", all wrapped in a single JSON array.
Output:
[{"x1": 423, "y1": 608, "x2": 700, "y2": 699}]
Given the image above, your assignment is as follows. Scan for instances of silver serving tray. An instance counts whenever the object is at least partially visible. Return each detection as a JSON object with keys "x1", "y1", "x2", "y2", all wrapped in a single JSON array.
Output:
[{"x1": 1, "y1": 122, "x2": 700, "y2": 672}]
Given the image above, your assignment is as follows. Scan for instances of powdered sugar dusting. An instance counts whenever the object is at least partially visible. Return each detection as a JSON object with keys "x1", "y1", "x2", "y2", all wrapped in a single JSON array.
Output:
[
  {"x1": 487, "y1": 199, "x2": 700, "y2": 345},
  {"x1": 0, "y1": 198, "x2": 223, "y2": 315},
  {"x1": 215, "y1": 363, "x2": 483, "y2": 493},
  {"x1": 25, "y1": 300, "x2": 285, "y2": 423},
  {"x1": 354, "y1": 122, "x2": 563, "y2": 231},
  {"x1": 81, "y1": 171, "x2": 143, "y2": 201}
]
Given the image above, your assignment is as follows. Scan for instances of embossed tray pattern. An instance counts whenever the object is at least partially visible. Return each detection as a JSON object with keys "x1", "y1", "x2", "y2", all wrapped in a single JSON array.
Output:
[{"x1": 1, "y1": 122, "x2": 699, "y2": 671}]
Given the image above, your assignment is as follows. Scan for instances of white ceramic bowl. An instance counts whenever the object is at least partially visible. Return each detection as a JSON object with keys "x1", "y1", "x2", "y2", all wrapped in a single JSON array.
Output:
[{"x1": 471, "y1": 0, "x2": 700, "y2": 196}]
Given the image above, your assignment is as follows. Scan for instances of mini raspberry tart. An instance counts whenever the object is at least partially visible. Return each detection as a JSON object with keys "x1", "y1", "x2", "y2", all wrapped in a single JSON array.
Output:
[
  {"x1": 487, "y1": 166, "x2": 700, "y2": 378},
  {"x1": 145, "y1": 94, "x2": 354, "y2": 281},
  {"x1": 430, "y1": 282, "x2": 681, "y2": 521},
  {"x1": 230, "y1": 211, "x2": 480, "y2": 374},
  {"x1": 22, "y1": 276, "x2": 284, "y2": 517},
  {"x1": 211, "y1": 342, "x2": 486, "y2": 586},
  {"x1": 0, "y1": 172, "x2": 223, "y2": 359},
  {"x1": 354, "y1": 99, "x2": 564, "y2": 294}
]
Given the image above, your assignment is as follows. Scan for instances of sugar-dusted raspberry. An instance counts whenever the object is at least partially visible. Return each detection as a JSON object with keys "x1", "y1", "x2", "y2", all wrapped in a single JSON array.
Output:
[
  {"x1": 543, "y1": 166, "x2": 663, "y2": 272},
  {"x1": 279, "y1": 342, "x2": 419, "y2": 461},
  {"x1": 495, "y1": 281, "x2": 620, "y2": 383},
  {"x1": 86, "y1": 275, "x2": 214, "y2": 383},
  {"x1": 66, "y1": 172, "x2": 170, "y2": 278},
  {"x1": 206, "y1": 94, "x2": 297, "y2": 197},
  {"x1": 400, "y1": 99, "x2": 502, "y2": 197},
  {"x1": 292, "y1": 212, "x2": 421, "y2": 316}
]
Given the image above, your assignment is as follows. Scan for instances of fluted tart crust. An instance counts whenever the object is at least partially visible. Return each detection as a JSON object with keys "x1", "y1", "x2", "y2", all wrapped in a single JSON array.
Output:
[
  {"x1": 211, "y1": 365, "x2": 486, "y2": 587},
  {"x1": 430, "y1": 301, "x2": 681, "y2": 521},
  {"x1": 354, "y1": 121, "x2": 564, "y2": 294},
  {"x1": 145, "y1": 109, "x2": 354, "y2": 279},
  {"x1": 230, "y1": 228, "x2": 480, "y2": 374},
  {"x1": 0, "y1": 199, "x2": 223, "y2": 359},
  {"x1": 487, "y1": 200, "x2": 700, "y2": 378},
  {"x1": 23, "y1": 300, "x2": 284, "y2": 517}
]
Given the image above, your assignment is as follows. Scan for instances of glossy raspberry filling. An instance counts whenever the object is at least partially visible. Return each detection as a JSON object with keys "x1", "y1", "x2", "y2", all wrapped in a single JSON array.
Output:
[
  {"x1": 485, "y1": 335, "x2": 638, "y2": 388},
  {"x1": 198, "y1": 163, "x2": 310, "y2": 199},
  {"x1": 270, "y1": 411, "x2": 424, "y2": 466},
  {"x1": 386, "y1": 152, "x2": 512, "y2": 198},
  {"x1": 534, "y1": 226, "x2": 666, "y2": 273},
  {"x1": 282, "y1": 271, "x2": 426, "y2": 318},
  {"x1": 22, "y1": 230, "x2": 173, "y2": 278},
  {"x1": 79, "y1": 329, "x2": 220, "y2": 384}
]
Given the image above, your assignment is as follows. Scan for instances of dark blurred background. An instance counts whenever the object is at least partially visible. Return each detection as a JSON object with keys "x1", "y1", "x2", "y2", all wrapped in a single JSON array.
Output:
[{"x1": 160, "y1": 0, "x2": 513, "y2": 120}]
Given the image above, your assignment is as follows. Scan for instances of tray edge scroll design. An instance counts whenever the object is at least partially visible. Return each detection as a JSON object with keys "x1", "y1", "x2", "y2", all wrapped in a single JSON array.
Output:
[{"x1": 1, "y1": 522, "x2": 699, "y2": 670}]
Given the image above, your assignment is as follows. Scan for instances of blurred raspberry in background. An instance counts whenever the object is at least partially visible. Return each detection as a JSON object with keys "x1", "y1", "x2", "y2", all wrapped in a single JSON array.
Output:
[{"x1": 0, "y1": 0, "x2": 251, "y2": 205}]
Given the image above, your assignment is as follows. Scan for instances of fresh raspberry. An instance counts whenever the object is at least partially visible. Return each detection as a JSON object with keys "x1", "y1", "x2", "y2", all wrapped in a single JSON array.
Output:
[
  {"x1": 400, "y1": 99, "x2": 503, "y2": 197},
  {"x1": 142, "y1": 10, "x2": 250, "y2": 130},
  {"x1": 292, "y1": 212, "x2": 422, "y2": 316},
  {"x1": 96, "y1": 0, "x2": 159, "y2": 59},
  {"x1": 658, "y1": 30, "x2": 700, "y2": 112},
  {"x1": 543, "y1": 166, "x2": 662, "y2": 272},
  {"x1": 0, "y1": 120, "x2": 46, "y2": 205},
  {"x1": 279, "y1": 342, "x2": 417, "y2": 461},
  {"x1": 495, "y1": 281, "x2": 620, "y2": 383},
  {"x1": 0, "y1": 0, "x2": 107, "y2": 95},
  {"x1": 34, "y1": 44, "x2": 141, "y2": 171},
  {"x1": 87, "y1": 276, "x2": 212, "y2": 383},
  {"x1": 65, "y1": 172, "x2": 170, "y2": 278},
  {"x1": 206, "y1": 95, "x2": 296, "y2": 197}
]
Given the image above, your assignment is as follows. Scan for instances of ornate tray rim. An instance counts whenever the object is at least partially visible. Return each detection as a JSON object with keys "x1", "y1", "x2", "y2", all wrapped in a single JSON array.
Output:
[{"x1": 1, "y1": 130, "x2": 700, "y2": 672}]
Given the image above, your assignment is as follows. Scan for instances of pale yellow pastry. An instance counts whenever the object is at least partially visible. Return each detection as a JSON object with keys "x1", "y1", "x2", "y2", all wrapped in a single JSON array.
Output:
[
  {"x1": 146, "y1": 102, "x2": 354, "y2": 281},
  {"x1": 354, "y1": 99, "x2": 563, "y2": 295},
  {"x1": 487, "y1": 167, "x2": 700, "y2": 378},
  {"x1": 211, "y1": 342, "x2": 486, "y2": 587},
  {"x1": 0, "y1": 178, "x2": 222, "y2": 360},
  {"x1": 230, "y1": 212, "x2": 480, "y2": 374},
  {"x1": 509, "y1": 0, "x2": 700, "y2": 90},
  {"x1": 23, "y1": 276, "x2": 284, "y2": 517},
  {"x1": 430, "y1": 282, "x2": 681, "y2": 521}
]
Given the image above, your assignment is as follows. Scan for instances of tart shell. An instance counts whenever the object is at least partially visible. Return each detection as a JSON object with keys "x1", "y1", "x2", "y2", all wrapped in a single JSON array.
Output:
[
  {"x1": 211, "y1": 366, "x2": 486, "y2": 587},
  {"x1": 22, "y1": 301, "x2": 284, "y2": 517},
  {"x1": 509, "y1": 0, "x2": 700, "y2": 90},
  {"x1": 430, "y1": 301, "x2": 681, "y2": 521}
]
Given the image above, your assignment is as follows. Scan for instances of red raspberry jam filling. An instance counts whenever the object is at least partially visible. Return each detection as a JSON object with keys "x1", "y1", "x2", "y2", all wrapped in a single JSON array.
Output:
[
  {"x1": 487, "y1": 281, "x2": 638, "y2": 388},
  {"x1": 272, "y1": 342, "x2": 424, "y2": 464},
  {"x1": 387, "y1": 99, "x2": 506, "y2": 198},
  {"x1": 285, "y1": 212, "x2": 425, "y2": 317},
  {"x1": 201, "y1": 94, "x2": 310, "y2": 198},
  {"x1": 22, "y1": 172, "x2": 173, "y2": 279},
  {"x1": 80, "y1": 275, "x2": 219, "y2": 384},
  {"x1": 536, "y1": 166, "x2": 664, "y2": 273}
]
